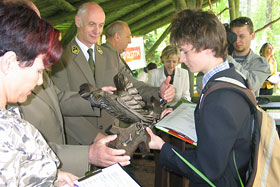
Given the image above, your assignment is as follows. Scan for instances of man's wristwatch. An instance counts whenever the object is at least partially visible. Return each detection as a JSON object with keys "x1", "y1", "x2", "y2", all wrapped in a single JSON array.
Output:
[{"x1": 159, "y1": 92, "x2": 167, "y2": 107}]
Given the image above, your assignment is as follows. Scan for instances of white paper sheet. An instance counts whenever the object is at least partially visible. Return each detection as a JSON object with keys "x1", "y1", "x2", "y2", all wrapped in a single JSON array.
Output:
[
  {"x1": 155, "y1": 103, "x2": 197, "y2": 143},
  {"x1": 62, "y1": 163, "x2": 141, "y2": 187}
]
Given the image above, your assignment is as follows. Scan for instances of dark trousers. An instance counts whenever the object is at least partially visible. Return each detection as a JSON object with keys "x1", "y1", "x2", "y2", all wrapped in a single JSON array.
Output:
[{"x1": 259, "y1": 88, "x2": 273, "y2": 95}]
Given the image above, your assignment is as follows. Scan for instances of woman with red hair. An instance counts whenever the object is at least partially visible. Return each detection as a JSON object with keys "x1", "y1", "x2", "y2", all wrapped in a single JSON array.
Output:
[{"x1": 0, "y1": 2, "x2": 77, "y2": 186}]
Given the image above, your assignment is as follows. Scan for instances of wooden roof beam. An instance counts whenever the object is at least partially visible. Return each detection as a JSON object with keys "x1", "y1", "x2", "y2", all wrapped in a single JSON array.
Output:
[
  {"x1": 47, "y1": 12, "x2": 76, "y2": 26},
  {"x1": 47, "y1": 0, "x2": 149, "y2": 27},
  {"x1": 59, "y1": 0, "x2": 148, "y2": 45},
  {"x1": 146, "y1": 24, "x2": 171, "y2": 59},
  {"x1": 61, "y1": 22, "x2": 77, "y2": 48},
  {"x1": 45, "y1": 0, "x2": 76, "y2": 12},
  {"x1": 133, "y1": 15, "x2": 173, "y2": 35},
  {"x1": 113, "y1": 0, "x2": 172, "y2": 25},
  {"x1": 130, "y1": 4, "x2": 175, "y2": 33},
  {"x1": 101, "y1": 0, "x2": 149, "y2": 12}
]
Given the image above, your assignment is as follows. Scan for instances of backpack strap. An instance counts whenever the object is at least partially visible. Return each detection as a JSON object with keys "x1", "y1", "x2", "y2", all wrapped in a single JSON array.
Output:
[
  {"x1": 200, "y1": 77, "x2": 257, "y2": 109},
  {"x1": 172, "y1": 77, "x2": 259, "y2": 187},
  {"x1": 200, "y1": 77, "x2": 260, "y2": 186}
]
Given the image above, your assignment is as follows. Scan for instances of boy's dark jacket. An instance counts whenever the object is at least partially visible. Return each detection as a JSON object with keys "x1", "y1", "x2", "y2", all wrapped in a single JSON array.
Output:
[{"x1": 160, "y1": 64, "x2": 252, "y2": 187}]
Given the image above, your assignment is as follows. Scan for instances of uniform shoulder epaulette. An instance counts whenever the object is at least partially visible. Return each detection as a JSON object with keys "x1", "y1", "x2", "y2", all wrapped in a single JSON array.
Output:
[
  {"x1": 71, "y1": 44, "x2": 80, "y2": 55},
  {"x1": 96, "y1": 45, "x2": 103, "y2": 55}
]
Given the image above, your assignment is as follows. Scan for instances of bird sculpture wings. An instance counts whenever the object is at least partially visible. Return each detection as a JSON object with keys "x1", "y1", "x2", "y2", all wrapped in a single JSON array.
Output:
[
  {"x1": 79, "y1": 73, "x2": 158, "y2": 124},
  {"x1": 79, "y1": 72, "x2": 161, "y2": 156}
]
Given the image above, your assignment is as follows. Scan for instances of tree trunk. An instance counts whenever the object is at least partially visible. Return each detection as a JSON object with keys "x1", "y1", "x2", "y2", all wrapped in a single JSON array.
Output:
[
  {"x1": 266, "y1": 0, "x2": 273, "y2": 30},
  {"x1": 247, "y1": 0, "x2": 251, "y2": 17},
  {"x1": 172, "y1": 0, "x2": 187, "y2": 10},
  {"x1": 235, "y1": 0, "x2": 240, "y2": 18},
  {"x1": 228, "y1": 0, "x2": 236, "y2": 21},
  {"x1": 146, "y1": 25, "x2": 171, "y2": 59},
  {"x1": 185, "y1": 0, "x2": 197, "y2": 9}
]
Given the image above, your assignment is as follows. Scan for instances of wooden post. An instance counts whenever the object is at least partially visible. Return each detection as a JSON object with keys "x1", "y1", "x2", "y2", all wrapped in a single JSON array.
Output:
[
  {"x1": 228, "y1": 0, "x2": 236, "y2": 21},
  {"x1": 133, "y1": 16, "x2": 173, "y2": 35},
  {"x1": 199, "y1": 0, "x2": 203, "y2": 8},
  {"x1": 208, "y1": 0, "x2": 212, "y2": 10},
  {"x1": 146, "y1": 25, "x2": 171, "y2": 59},
  {"x1": 235, "y1": 0, "x2": 240, "y2": 18},
  {"x1": 153, "y1": 1, "x2": 189, "y2": 186},
  {"x1": 130, "y1": 5, "x2": 175, "y2": 33},
  {"x1": 172, "y1": 0, "x2": 187, "y2": 11}
]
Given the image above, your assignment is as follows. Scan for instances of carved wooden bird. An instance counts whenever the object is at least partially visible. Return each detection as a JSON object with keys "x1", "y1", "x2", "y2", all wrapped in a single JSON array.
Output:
[
  {"x1": 79, "y1": 72, "x2": 159, "y2": 125},
  {"x1": 79, "y1": 73, "x2": 161, "y2": 156}
]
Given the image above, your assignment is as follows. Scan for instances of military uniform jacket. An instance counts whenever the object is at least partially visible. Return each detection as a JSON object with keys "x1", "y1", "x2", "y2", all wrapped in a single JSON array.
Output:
[
  {"x1": 102, "y1": 42, "x2": 161, "y2": 102},
  {"x1": 19, "y1": 71, "x2": 94, "y2": 176},
  {"x1": 51, "y1": 40, "x2": 117, "y2": 145}
]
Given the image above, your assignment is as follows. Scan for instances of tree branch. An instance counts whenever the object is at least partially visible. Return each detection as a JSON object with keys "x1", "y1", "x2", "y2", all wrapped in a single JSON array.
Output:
[
  {"x1": 208, "y1": 0, "x2": 212, "y2": 10},
  {"x1": 255, "y1": 16, "x2": 280, "y2": 33},
  {"x1": 217, "y1": 7, "x2": 230, "y2": 17}
]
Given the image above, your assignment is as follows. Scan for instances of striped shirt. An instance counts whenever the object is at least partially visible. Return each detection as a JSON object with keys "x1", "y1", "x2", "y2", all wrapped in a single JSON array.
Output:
[{"x1": 202, "y1": 60, "x2": 230, "y2": 88}]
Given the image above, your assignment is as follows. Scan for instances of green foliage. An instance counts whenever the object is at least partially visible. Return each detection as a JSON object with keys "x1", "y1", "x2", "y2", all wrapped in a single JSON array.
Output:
[
  {"x1": 246, "y1": 0, "x2": 280, "y2": 73},
  {"x1": 143, "y1": 0, "x2": 232, "y2": 71},
  {"x1": 211, "y1": 0, "x2": 231, "y2": 23},
  {"x1": 143, "y1": 25, "x2": 170, "y2": 69},
  {"x1": 143, "y1": 32, "x2": 161, "y2": 66},
  {"x1": 142, "y1": 0, "x2": 280, "y2": 94}
]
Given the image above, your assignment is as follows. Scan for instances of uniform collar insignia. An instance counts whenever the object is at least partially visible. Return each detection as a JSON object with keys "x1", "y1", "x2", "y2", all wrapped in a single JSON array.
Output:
[
  {"x1": 96, "y1": 46, "x2": 103, "y2": 55},
  {"x1": 72, "y1": 45, "x2": 80, "y2": 55}
]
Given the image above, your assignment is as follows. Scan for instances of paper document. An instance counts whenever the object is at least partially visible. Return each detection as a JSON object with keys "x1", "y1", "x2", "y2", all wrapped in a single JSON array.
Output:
[
  {"x1": 155, "y1": 103, "x2": 197, "y2": 145},
  {"x1": 267, "y1": 74, "x2": 280, "y2": 84},
  {"x1": 62, "y1": 163, "x2": 141, "y2": 187}
]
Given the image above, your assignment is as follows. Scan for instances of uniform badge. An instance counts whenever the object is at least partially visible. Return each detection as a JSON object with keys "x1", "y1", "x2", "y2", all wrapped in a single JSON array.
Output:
[
  {"x1": 96, "y1": 46, "x2": 103, "y2": 54},
  {"x1": 72, "y1": 45, "x2": 80, "y2": 55}
]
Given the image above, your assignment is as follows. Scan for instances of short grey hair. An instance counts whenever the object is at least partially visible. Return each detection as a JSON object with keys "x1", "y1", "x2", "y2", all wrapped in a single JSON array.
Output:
[
  {"x1": 77, "y1": 3, "x2": 87, "y2": 17},
  {"x1": 76, "y1": 3, "x2": 88, "y2": 27},
  {"x1": 105, "y1": 21, "x2": 127, "y2": 39}
]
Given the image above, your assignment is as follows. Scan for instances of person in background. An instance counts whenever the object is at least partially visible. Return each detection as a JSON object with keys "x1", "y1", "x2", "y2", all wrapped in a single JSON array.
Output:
[
  {"x1": 138, "y1": 62, "x2": 157, "y2": 83},
  {"x1": 103, "y1": 20, "x2": 133, "y2": 75},
  {"x1": 148, "y1": 45, "x2": 191, "y2": 106},
  {"x1": 229, "y1": 17, "x2": 270, "y2": 96},
  {"x1": 198, "y1": 17, "x2": 271, "y2": 97},
  {"x1": 259, "y1": 42, "x2": 278, "y2": 95},
  {"x1": 0, "y1": 3, "x2": 77, "y2": 186},
  {"x1": 147, "y1": 9, "x2": 252, "y2": 187},
  {"x1": 101, "y1": 20, "x2": 175, "y2": 102},
  {"x1": 102, "y1": 20, "x2": 174, "y2": 176}
]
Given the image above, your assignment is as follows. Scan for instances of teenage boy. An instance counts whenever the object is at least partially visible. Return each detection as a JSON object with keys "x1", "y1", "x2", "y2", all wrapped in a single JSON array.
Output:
[{"x1": 147, "y1": 9, "x2": 252, "y2": 187}]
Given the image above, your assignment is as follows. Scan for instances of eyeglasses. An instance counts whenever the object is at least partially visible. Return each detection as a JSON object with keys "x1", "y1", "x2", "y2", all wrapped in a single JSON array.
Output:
[{"x1": 231, "y1": 18, "x2": 251, "y2": 25}]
